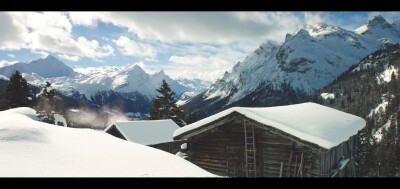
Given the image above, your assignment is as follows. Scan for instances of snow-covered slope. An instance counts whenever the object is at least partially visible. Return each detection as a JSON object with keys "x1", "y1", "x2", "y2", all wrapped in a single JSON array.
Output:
[
  {"x1": 186, "y1": 15, "x2": 400, "y2": 119},
  {"x1": 0, "y1": 108, "x2": 216, "y2": 177}
]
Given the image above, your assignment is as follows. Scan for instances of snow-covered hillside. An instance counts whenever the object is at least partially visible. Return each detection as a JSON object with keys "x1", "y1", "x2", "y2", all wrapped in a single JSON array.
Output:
[
  {"x1": 186, "y1": 15, "x2": 400, "y2": 119},
  {"x1": 0, "y1": 108, "x2": 216, "y2": 177}
]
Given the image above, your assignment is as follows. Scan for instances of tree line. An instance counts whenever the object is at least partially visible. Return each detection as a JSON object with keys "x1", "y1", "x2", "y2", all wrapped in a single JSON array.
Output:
[
  {"x1": 306, "y1": 44, "x2": 400, "y2": 177},
  {"x1": 0, "y1": 71, "x2": 63, "y2": 125}
]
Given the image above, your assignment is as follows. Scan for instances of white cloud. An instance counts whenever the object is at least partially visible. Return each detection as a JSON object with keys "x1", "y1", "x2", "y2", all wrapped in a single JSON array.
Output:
[
  {"x1": 68, "y1": 12, "x2": 302, "y2": 43},
  {"x1": 7, "y1": 54, "x2": 15, "y2": 58},
  {"x1": 0, "y1": 12, "x2": 28, "y2": 50},
  {"x1": 302, "y1": 12, "x2": 331, "y2": 25},
  {"x1": 68, "y1": 12, "x2": 101, "y2": 26},
  {"x1": 167, "y1": 55, "x2": 235, "y2": 81},
  {"x1": 1, "y1": 12, "x2": 114, "y2": 61},
  {"x1": 31, "y1": 50, "x2": 49, "y2": 58},
  {"x1": 58, "y1": 54, "x2": 80, "y2": 61},
  {"x1": 0, "y1": 60, "x2": 19, "y2": 67},
  {"x1": 113, "y1": 36, "x2": 156, "y2": 59}
]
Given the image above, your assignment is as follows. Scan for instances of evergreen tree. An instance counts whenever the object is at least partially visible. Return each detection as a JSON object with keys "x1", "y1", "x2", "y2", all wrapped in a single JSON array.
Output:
[
  {"x1": 36, "y1": 81, "x2": 57, "y2": 124},
  {"x1": 148, "y1": 79, "x2": 186, "y2": 127},
  {"x1": 1, "y1": 70, "x2": 32, "y2": 109}
]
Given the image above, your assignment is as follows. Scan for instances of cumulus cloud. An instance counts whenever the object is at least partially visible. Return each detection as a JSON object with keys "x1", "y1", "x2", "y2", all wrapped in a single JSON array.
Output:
[
  {"x1": 31, "y1": 50, "x2": 49, "y2": 58},
  {"x1": 0, "y1": 60, "x2": 19, "y2": 67},
  {"x1": 302, "y1": 12, "x2": 332, "y2": 25},
  {"x1": 166, "y1": 55, "x2": 235, "y2": 81},
  {"x1": 1, "y1": 12, "x2": 114, "y2": 61},
  {"x1": 0, "y1": 12, "x2": 28, "y2": 50},
  {"x1": 67, "y1": 12, "x2": 302, "y2": 43},
  {"x1": 113, "y1": 36, "x2": 157, "y2": 59},
  {"x1": 58, "y1": 54, "x2": 80, "y2": 61}
]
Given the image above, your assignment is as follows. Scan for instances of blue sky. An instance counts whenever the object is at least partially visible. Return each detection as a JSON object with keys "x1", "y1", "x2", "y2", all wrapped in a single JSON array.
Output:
[{"x1": 1, "y1": 11, "x2": 400, "y2": 81}]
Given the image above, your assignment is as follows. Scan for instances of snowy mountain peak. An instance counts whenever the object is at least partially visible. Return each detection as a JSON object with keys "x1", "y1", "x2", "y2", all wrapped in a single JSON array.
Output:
[
  {"x1": 285, "y1": 33, "x2": 293, "y2": 42},
  {"x1": 153, "y1": 69, "x2": 166, "y2": 77},
  {"x1": 44, "y1": 54, "x2": 58, "y2": 61},
  {"x1": 294, "y1": 28, "x2": 311, "y2": 38},
  {"x1": 124, "y1": 64, "x2": 145, "y2": 73},
  {"x1": 367, "y1": 15, "x2": 391, "y2": 29},
  {"x1": 304, "y1": 23, "x2": 342, "y2": 37},
  {"x1": 186, "y1": 15, "x2": 400, "y2": 119},
  {"x1": 115, "y1": 64, "x2": 149, "y2": 81},
  {"x1": 355, "y1": 15, "x2": 399, "y2": 41},
  {"x1": 0, "y1": 54, "x2": 74, "y2": 78}
]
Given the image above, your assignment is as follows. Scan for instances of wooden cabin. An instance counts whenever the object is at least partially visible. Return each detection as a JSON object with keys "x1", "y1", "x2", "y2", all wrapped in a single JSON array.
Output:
[
  {"x1": 173, "y1": 102, "x2": 366, "y2": 177},
  {"x1": 104, "y1": 119, "x2": 184, "y2": 154}
]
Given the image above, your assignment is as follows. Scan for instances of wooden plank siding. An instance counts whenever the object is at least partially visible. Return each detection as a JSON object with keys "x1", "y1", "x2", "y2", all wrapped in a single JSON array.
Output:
[
  {"x1": 184, "y1": 114, "x2": 360, "y2": 177},
  {"x1": 186, "y1": 116, "x2": 325, "y2": 177},
  {"x1": 318, "y1": 135, "x2": 358, "y2": 177}
]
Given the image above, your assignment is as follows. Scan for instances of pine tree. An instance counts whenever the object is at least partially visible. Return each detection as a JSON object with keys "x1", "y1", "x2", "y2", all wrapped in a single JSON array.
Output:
[
  {"x1": 1, "y1": 70, "x2": 32, "y2": 109},
  {"x1": 148, "y1": 79, "x2": 186, "y2": 127},
  {"x1": 36, "y1": 81, "x2": 57, "y2": 124}
]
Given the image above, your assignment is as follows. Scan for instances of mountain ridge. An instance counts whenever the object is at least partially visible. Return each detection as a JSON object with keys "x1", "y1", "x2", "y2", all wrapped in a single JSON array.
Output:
[
  {"x1": 0, "y1": 55, "x2": 211, "y2": 100},
  {"x1": 0, "y1": 55, "x2": 211, "y2": 117},
  {"x1": 185, "y1": 15, "x2": 400, "y2": 119}
]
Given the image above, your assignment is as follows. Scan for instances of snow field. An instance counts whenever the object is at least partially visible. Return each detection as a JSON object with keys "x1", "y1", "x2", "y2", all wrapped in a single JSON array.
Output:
[{"x1": 0, "y1": 108, "x2": 216, "y2": 177}]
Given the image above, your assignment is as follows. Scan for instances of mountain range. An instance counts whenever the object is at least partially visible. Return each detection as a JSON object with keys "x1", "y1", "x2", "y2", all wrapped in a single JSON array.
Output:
[
  {"x1": 184, "y1": 15, "x2": 400, "y2": 119},
  {"x1": 0, "y1": 55, "x2": 211, "y2": 115}
]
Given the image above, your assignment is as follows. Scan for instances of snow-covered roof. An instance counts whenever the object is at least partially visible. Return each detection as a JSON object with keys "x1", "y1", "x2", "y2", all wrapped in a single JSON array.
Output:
[
  {"x1": 104, "y1": 119, "x2": 180, "y2": 145},
  {"x1": 173, "y1": 102, "x2": 366, "y2": 149},
  {"x1": 0, "y1": 108, "x2": 215, "y2": 177}
]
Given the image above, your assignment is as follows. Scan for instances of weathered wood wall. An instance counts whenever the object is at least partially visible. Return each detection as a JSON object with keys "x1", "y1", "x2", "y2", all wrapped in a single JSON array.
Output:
[
  {"x1": 319, "y1": 135, "x2": 357, "y2": 177},
  {"x1": 257, "y1": 129, "x2": 321, "y2": 177},
  {"x1": 186, "y1": 117, "x2": 324, "y2": 177},
  {"x1": 188, "y1": 121, "x2": 243, "y2": 177}
]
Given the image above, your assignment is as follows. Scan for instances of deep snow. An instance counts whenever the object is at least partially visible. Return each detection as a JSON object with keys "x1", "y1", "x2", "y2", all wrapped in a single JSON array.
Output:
[{"x1": 0, "y1": 108, "x2": 216, "y2": 177}]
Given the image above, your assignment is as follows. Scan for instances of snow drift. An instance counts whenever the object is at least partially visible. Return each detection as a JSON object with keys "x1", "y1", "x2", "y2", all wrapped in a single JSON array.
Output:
[{"x1": 0, "y1": 108, "x2": 215, "y2": 177}]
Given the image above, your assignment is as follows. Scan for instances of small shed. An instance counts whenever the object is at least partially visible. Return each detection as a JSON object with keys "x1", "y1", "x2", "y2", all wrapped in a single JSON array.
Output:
[
  {"x1": 104, "y1": 119, "x2": 184, "y2": 154},
  {"x1": 173, "y1": 102, "x2": 366, "y2": 177}
]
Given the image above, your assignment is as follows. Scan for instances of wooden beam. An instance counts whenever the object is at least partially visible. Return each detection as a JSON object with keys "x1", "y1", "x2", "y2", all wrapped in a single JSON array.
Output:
[{"x1": 298, "y1": 152, "x2": 304, "y2": 177}]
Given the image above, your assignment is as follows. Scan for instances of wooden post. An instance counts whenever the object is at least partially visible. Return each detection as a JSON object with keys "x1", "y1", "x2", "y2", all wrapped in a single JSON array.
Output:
[
  {"x1": 297, "y1": 152, "x2": 304, "y2": 177},
  {"x1": 279, "y1": 162, "x2": 284, "y2": 178},
  {"x1": 286, "y1": 151, "x2": 293, "y2": 177},
  {"x1": 298, "y1": 152, "x2": 304, "y2": 177}
]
